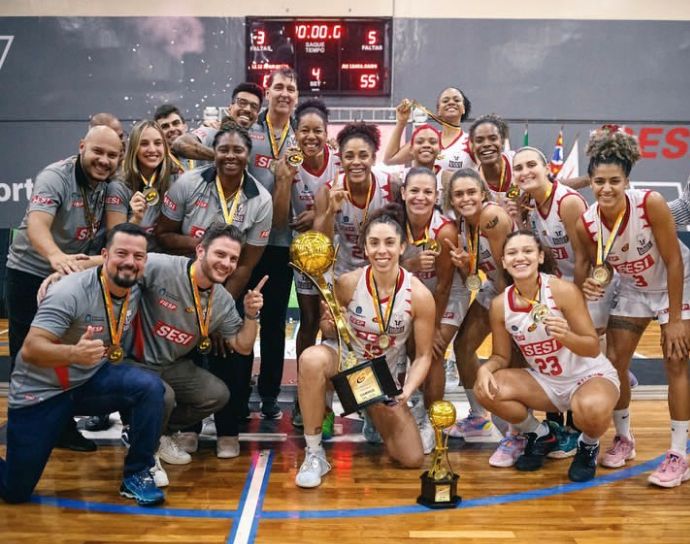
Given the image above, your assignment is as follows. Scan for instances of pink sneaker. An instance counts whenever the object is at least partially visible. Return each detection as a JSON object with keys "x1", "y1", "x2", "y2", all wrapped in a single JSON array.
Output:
[
  {"x1": 648, "y1": 451, "x2": 690, "y2": 488},
  {"x1": 489, "y1": 434, "x2": 527, "y2": 468},
  {"x1": 446, "y1": 413, "x2": 495, "y2": 442},
  {"x1": 600, "y1": 435, "x2": 636, "y2": 468}
]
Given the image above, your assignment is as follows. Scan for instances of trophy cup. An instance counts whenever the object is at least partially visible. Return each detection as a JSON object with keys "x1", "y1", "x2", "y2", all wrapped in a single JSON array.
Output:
[
  {"x1": 290, "y1": 231, "x2": 401, "y2": 416},
  {"x1": 417, "y1": 400, "x2": 461, "y2": 508}
]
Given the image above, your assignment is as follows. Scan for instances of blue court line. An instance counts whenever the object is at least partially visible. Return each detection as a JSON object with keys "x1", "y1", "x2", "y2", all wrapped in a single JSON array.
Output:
[
  {"x1": 26, "y1": 449, "x2": 669, "y2": 521},
  {"x1": 226, "y1": 451, "x2": 261, "y2": 543},
  {"x1": 247, "y1": 450, "x2": 274, "y2": 544}
]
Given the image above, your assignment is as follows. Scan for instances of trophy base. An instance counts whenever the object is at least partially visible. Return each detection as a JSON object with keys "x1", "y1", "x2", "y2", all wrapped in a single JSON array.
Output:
[
  {"x1": 331, "y1": 356, "x2": 402, "y2": 416},
  {"x1": 416, "y1": 471, "x2": 461, "y2": 509}
]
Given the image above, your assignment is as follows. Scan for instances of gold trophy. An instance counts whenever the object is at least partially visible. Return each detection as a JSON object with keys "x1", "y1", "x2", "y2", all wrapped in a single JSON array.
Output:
[
  {"x1": 417, "y1": 400, "x2": 461, "y2": 508},
  {"x1": 290, "y1": 231, "x2": 401, "y2": 415}
]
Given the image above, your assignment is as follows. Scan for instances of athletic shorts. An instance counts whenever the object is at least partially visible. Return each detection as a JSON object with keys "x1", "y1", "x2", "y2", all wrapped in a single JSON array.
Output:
[
  {"x1": 587, "y1": 274, "x2": 620, "y2": 329},
  {"x1": 611, "y1": 276, "x2": 690, "y2": 325},
  {"x1": 441, "y1": 283, "x2": 471, "y2": 327},
  {"x1": 293, "y1": 268, "x2": 333, "y2": 296},
  {"x1": 525, "y1": 362, "x2": 620, "y2": 413},
  {"x1": 476, "y1": 280, "x2": 500, "y2": 310}
]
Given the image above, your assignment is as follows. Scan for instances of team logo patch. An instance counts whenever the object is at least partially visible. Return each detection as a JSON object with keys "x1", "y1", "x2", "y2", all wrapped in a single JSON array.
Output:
[
  {"x1": 31, "y1": 194, "x2": 54, "y2": 206},
  {"x1": 105, "y1": 196, "x2": 122, "y2": 205},
  {"x1": 355, "y1": 306, "x2": 363, "y2": 314},
  {"x1": 260, "y1": 230, "x2": 270, "y2": 238},
  {"x1": 621, "y1": 243, "x2": 629, "y2": 252},
  {"x1": 159, "y1": 299, "x2": 177, "y2": 311},
  {"x1": 153, "y1": 320, "x2": 195, "y2": 345}
]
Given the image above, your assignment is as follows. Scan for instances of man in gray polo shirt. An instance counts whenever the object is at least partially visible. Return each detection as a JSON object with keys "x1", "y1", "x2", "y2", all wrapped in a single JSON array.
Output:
[
  {"x1": 4, "y1": 125, "x2": 122, "y2": 451},
  {"x1": 133, "y1": 223, "x2": 265, "y2": 469},
  {"x1": 0, "y1": 223, "x2": 166, "y2": 506}
]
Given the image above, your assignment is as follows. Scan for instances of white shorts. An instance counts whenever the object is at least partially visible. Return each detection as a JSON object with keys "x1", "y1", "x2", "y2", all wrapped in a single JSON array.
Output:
[
  {"x1": 611, "y1": 276, "x2": 690, "y2": 325},
  {"x1": 525, "y1": 363, "x2": 620, "y2": 413},
  {"x1": 441, "y1": 282, "x2": 471, "y2": 327},
  {"x1": 587, "y1": 274, "x2": 620, "y2": 329},
  {"x1": 293, "y1": 268, "x2": 333, "y2": 296},
  {"x1": 476, "y1": 280, "x2": 500, "y2": 310}
]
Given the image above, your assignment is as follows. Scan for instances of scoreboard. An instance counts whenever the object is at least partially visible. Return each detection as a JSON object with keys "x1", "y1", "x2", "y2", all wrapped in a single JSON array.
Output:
[{"x1": 246, "y1": 18, "x2": 392, "y2": 96}]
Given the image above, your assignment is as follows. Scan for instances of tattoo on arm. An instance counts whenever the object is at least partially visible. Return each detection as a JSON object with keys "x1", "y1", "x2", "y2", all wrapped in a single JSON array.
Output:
[
  {"x1": 608, "y1": 316, "x2": 648, "y2": 335},
  {"x1": 484, "y1": 216, "x2": 499, "y2": 230}
]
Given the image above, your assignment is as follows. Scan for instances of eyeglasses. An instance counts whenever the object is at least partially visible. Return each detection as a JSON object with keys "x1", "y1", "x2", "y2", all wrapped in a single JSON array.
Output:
[{"x1": 233, "y1": 98, "x2": 261, "y2": 113}]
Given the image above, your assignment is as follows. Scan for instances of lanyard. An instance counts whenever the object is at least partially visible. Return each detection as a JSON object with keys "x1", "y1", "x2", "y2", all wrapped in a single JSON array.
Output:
[
  {"x1": 215, "y1": 175, "x2": 244, "y2": 225},
  {"x1": 596, "y1": 202, "x2": 626, "y2": 266},
  {"x1": 98, "y1": 267, "x2": 130, "y2": 350},
  {"x1": 465, "y1": 221, "x2": 480, "y2": 276},
  {"x1": 189, "y1": 262, "x2": 214, "y2": 340},
  {"x1": 169, "y1": 153, "x2": 194, "y2": 172},
  {"x1": 344, "y1": 175, "x2": 375, "y2": 226},
  {"x1": 369, "y1": 267, "x2": 401, "y2": 337},
  {"x1": 479, "y1": 154, "x2": 508, "y2": 193},
  {"x1": 266, "y1": 116, "x2": 290, "y2": 158}
]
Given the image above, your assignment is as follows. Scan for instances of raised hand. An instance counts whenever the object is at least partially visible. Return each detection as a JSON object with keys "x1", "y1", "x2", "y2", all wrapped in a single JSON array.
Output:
[{"x1": 73, "y1": 326, "x2": 106, "y2": 366}]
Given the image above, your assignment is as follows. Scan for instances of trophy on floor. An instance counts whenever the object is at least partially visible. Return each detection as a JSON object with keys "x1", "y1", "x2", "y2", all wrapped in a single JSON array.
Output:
[
  {"x1": 290, "y1": 231, "x2": 401, "y2": 416},
  {"x1": 417, "y1": 400, "x2": 461, "y2": 508}
]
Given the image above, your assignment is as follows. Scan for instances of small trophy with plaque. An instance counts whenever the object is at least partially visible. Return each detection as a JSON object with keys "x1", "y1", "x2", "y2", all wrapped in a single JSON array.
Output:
[
  {"x1": 417, "y1": 400, "x2": 461, "y2": 509},
  {"x1": 290, "y1": 231, "x2": 401, "y2": 416}
]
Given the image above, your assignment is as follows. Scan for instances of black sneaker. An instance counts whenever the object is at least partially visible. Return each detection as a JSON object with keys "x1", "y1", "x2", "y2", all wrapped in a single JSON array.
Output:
[
  {"x1": 84, "y1": 414, "x2": 112, "y2": 432},
  {"x1": 515, "y1": 421, "x2": 559, "y2": 471},
  {"x1": 260, "y1": 398, "x2": 283, "y2": 420},
  {"x1": 55, "y1": 419, "x2": 97, "y2": 452},
  {"x1": 292, "y1": 399, "x2": 304, "y2": 428},
  {"x1": 568, "y1": 441, "x2": 600, "y2": 482}
]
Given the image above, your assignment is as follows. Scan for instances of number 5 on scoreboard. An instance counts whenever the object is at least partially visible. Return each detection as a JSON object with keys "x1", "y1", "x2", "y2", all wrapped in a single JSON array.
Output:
[{"x1": 359, "y1": 74, "x2": 377, "y2": 89}]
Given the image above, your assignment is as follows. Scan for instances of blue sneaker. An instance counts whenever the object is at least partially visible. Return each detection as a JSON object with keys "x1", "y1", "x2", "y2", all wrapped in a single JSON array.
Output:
[
  {"x1": 547, "y1": 425, "x2": 580, "y2": 459},
  {"x1": 120, "y1": 469, "x2": 165, "y2": 506}
]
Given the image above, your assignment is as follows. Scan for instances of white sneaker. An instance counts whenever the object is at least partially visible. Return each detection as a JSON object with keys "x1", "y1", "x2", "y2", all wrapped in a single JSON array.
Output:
[
  {"x1": 410, "y1": 394, "x2": 436, "y2": 455},
  {"x1": 295, "y1": 448, "x2": 331, "y2": 488},
  {"x1": 444, "y1": 359, "x2": 460, "y2": 393},
  {"x1": 217, "y1": 436, "x2": 240, "y2": 459},
  {"x1": 201, "y1": 416, "x2": 217, "y2": 437},
  {"x1": 151, "y1": 455, "x2": 169, "y2": 487},
  {"x1": 158, "y1": 434, "x2": 192, "y2": 465},
  {"x1": 175, "y1": 431, "x2": 199, "y2": 453}
]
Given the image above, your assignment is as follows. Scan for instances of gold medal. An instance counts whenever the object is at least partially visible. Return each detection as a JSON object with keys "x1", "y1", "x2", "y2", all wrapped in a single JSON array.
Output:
[
  {"x1": 287, "y1": 150, "x2": 304, "y2": 167},
  {"x1": 506, "y1": 184, "x2": 520, "y2": 200},
  {"x1": 530, "y1": 303, "x2": 550, "y2": 324},
  {"x1": 198, "y1": 336, "x2": 212, "y2": 355},
  {"x1": 344, "y1": 351, "x2": 358, "y2": 368},
  {"x1": 592, "y1": 263, "x2": 613, "y2": 286},
  {"x1": 466, "y1": 274, "x2": 482, "y2": 292},
  {"x1": 143, "y1": 187, "x2": 159, "y2": 206},
  {"x1": 424, "y1": 239, "x2": 440, "y2": 253},
  {"x1": 377, "y1": 334, "x2": 391, "y2": 350},
  {"x1": 107, "y1": 345, "x2": 124, "y2": 363}
]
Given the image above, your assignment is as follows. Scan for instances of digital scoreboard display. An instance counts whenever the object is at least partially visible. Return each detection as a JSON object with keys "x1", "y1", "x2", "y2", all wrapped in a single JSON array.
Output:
[{"x1": 246, "y1": 18, "x2": 392, "y2": 96}]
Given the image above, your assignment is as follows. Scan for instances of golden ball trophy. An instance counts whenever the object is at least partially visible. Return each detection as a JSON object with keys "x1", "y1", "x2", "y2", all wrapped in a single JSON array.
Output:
[
  {"x1": 290, "y1": 231, "x2": 401, "y2": 415},
  {"x1": 417, "y1": 400, "x2": 461, "y2": 508}
]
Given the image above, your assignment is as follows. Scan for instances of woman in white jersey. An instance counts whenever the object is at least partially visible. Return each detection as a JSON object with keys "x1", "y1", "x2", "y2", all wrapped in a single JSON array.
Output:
[
  {"x1": 383, "y1": 87, "x2": 475, "y2": 173},
  {"x1": 286, "y1": 99, "x2": 341, "y2": 429},
  {"x1": 469, "y1": 114, "x2": 515, "y2": 203},
  {"x1": 106, "y1": 120, "x2": 176, "y2": 237},
  {"x1": 313, "y1": 122, "x2": 398, "y2": 277},
  {"x1": 475, "y1": 231, "x2": 619, "y2": 482},
  {"x1": 295, "y1": 206, "x2": 435, "y2": 488},
  {"x1": 442, "y1": 169, "x2": 513, "y2": 441},
  {"x1": 575, "y1": 129, "x2": 690, "y2": 488},
  {"x1": 400, "y1": 167, "x2": 465, "y2": 403}
]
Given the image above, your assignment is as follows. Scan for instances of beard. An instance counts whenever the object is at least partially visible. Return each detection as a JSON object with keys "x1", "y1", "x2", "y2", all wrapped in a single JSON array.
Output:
[
  {"x1": 111, "y1": 267, "x2": 139, "y2": 288},
  {"x1": 199, "y1": 256, "x2": 229, "y2": 285}
]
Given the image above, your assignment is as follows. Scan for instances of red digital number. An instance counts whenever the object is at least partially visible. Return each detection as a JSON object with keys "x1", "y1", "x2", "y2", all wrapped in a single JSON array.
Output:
[
  {"x1": 367, "y1": 30, "x2": 378, "y2": 45},
  {"x1": 333, "y1": 24, "x2": 343, "y2": 39},
  {"x1": 253, "y1": 30, "x2": 266, "y2": 46},
  {"x1": 296, "y1": 25, "x2": 307, "y2": 39},
  {"x1": 534, "y1": 356, "x2": 563, "y2": 376},
  {"x1": 359, "y1": 74, "x2": 378, "y2": 89},
  {"x1": 261, "y1": 74, "x2": 270, "y2": 89},
  {"x1": 311, "y1": 67, "x2": 322, "y2": 81}
]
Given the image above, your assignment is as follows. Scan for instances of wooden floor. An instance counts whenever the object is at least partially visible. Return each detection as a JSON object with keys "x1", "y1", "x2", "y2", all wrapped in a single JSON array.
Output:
[{"x1": 1, "y1": 397, "x2": 690, "y2": 543}]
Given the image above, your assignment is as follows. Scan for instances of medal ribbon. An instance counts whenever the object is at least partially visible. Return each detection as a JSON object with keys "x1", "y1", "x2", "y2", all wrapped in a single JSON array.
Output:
[
  {"x1": 80, "y1": 186, "x2": 98, "y2": 239},
  {"x1": 140, "y1": 171, "x2": 157, "y2": 191},
  {"x1": 465, "y1": 222, "x2": 480, "y2": 276},
  {"x1": 479, "y1": 154, "x2": 507, "y2": 193},
  {"x1": 596, "y1": 203, "x2": 626, "y2": 267},
  {"x1": 513, "y1": 275, "x2": 543, "y2": 309},
  {"x1": 406, "y1": 217, "x2": 432, "y2": 247},
  {"x1": 266, "y1": 115, "x2": 290, "y2": 158},
  {"x1": 189, "y1": 263, "x2": 214, "y2": 340},
  {"x1": 98, "y1": 267, "x2": 130, "y2": 350},
  {"x1": 344, "y1": 174, "x2": 375, "y2": 227},
  {"x1": 369, "y1": 267, "x2": 401, "y2": 338},
  {"x1": 215, "y1": 174, "x2": 244, "y2": 225},
  {"x1": 169, "y1": 153, "x2": 194, "y2": 172}
]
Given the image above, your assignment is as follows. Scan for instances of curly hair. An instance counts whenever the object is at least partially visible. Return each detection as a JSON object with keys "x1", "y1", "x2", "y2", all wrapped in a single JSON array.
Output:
[
  {"x1": 212, "y1": 123, "x2": 253, "y2": 154},
  {"x1": 295, "y1": 98, "x2": 329, "y2": 126},
  {"x1": 469, "y1": 114, "x2": 509, "y2": 142},
  {"x1": 586, "y1": 127, "x2": 640, "y2": 177},
  {"x1": 336, "y1": 121, "x2": 381, "y2": 153}
]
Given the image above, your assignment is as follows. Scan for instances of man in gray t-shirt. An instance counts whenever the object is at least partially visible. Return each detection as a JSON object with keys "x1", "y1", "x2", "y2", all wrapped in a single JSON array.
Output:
[
  {"x1": 0, "y1": 224, "x2": 166, "y2": 507},
  {"x1": 133, "y1": 223, "x2": 265, "y2": 467}
]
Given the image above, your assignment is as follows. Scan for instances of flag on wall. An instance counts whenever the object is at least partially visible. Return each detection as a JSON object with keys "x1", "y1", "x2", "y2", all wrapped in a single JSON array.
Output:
[
  {"x1": 523, "y1": 123, "x2": 529, "y2": 147},
  {"x1": 557, "y1": 138, "x2": 579, "y2": 180},
  {"x1": 549, "y1": 129, "x2": 564, "y2": 177}
]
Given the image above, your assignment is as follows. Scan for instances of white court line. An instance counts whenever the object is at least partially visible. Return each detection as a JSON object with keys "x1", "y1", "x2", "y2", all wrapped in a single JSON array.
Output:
[
  {"x1": 230, "y1": 449, "x2": 271, "y2": 544},
  {"x1": 0, "y1": 328, "x2": 8, "y2": 335}
]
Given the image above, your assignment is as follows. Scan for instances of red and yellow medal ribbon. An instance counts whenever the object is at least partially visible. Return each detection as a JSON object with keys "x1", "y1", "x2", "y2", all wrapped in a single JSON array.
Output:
[
  {"x1": 406, "y1": 217, "x2": 432, "y2": 247},
  {"x1": 513, "y1": 274, "x2": 542, "y2": 308},
  {"x1": 479, "y1": 154, "x2": 507, "y2": 193},
  {"x1": 98, "y1": 267, "x2": 130, "y2": 350},
  {"x1": 215, "y1": 175, "x2": 244, "y2": 225},
  {"x1": 465, "y1": 221, "x2": 480, "y2": 276},
  {"x1": 344, "y1": 174, "x2": 375, "y2": 227},
  {"x1": 596, "y1": 202, "x2": 626, "y2": 267},
  {"x1": 140, "y1": 171, "x2": 157, "y2": 191},
  {"x1": 189, "y1": 263, "x2": 214, "y2": 340},
  {"x1": 368, "y1": 267, "x2": 401, "y2": 338}
]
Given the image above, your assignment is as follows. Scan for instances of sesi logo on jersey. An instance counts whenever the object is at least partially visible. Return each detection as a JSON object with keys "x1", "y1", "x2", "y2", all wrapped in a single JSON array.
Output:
[
  {"x1": 153, "y1": 320, "x2": 195, "y2": 346},
  {"x1": 520, "y1": 337, "x2": 562, "y2": 357},
  {"x1": 189, "y1": 225, "x2": 206, "y2": 239},
  {"x1": 105, "y1": 195, "x2": 122, "y2": 205},
  {"x1": 254, "y1": 154, "x2": 273, "y2": 169},
  {"x1": 31, "y1": 194, "x2": 54, "y2": 206},
  {"x1": 163, "y1": 194, "x2": 177, "y2": 211}
]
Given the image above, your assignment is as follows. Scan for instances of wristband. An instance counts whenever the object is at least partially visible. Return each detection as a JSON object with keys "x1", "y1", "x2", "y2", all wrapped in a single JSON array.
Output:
[{"x1": 245, "y1": 311, "x2": 260, "y2": 321}]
